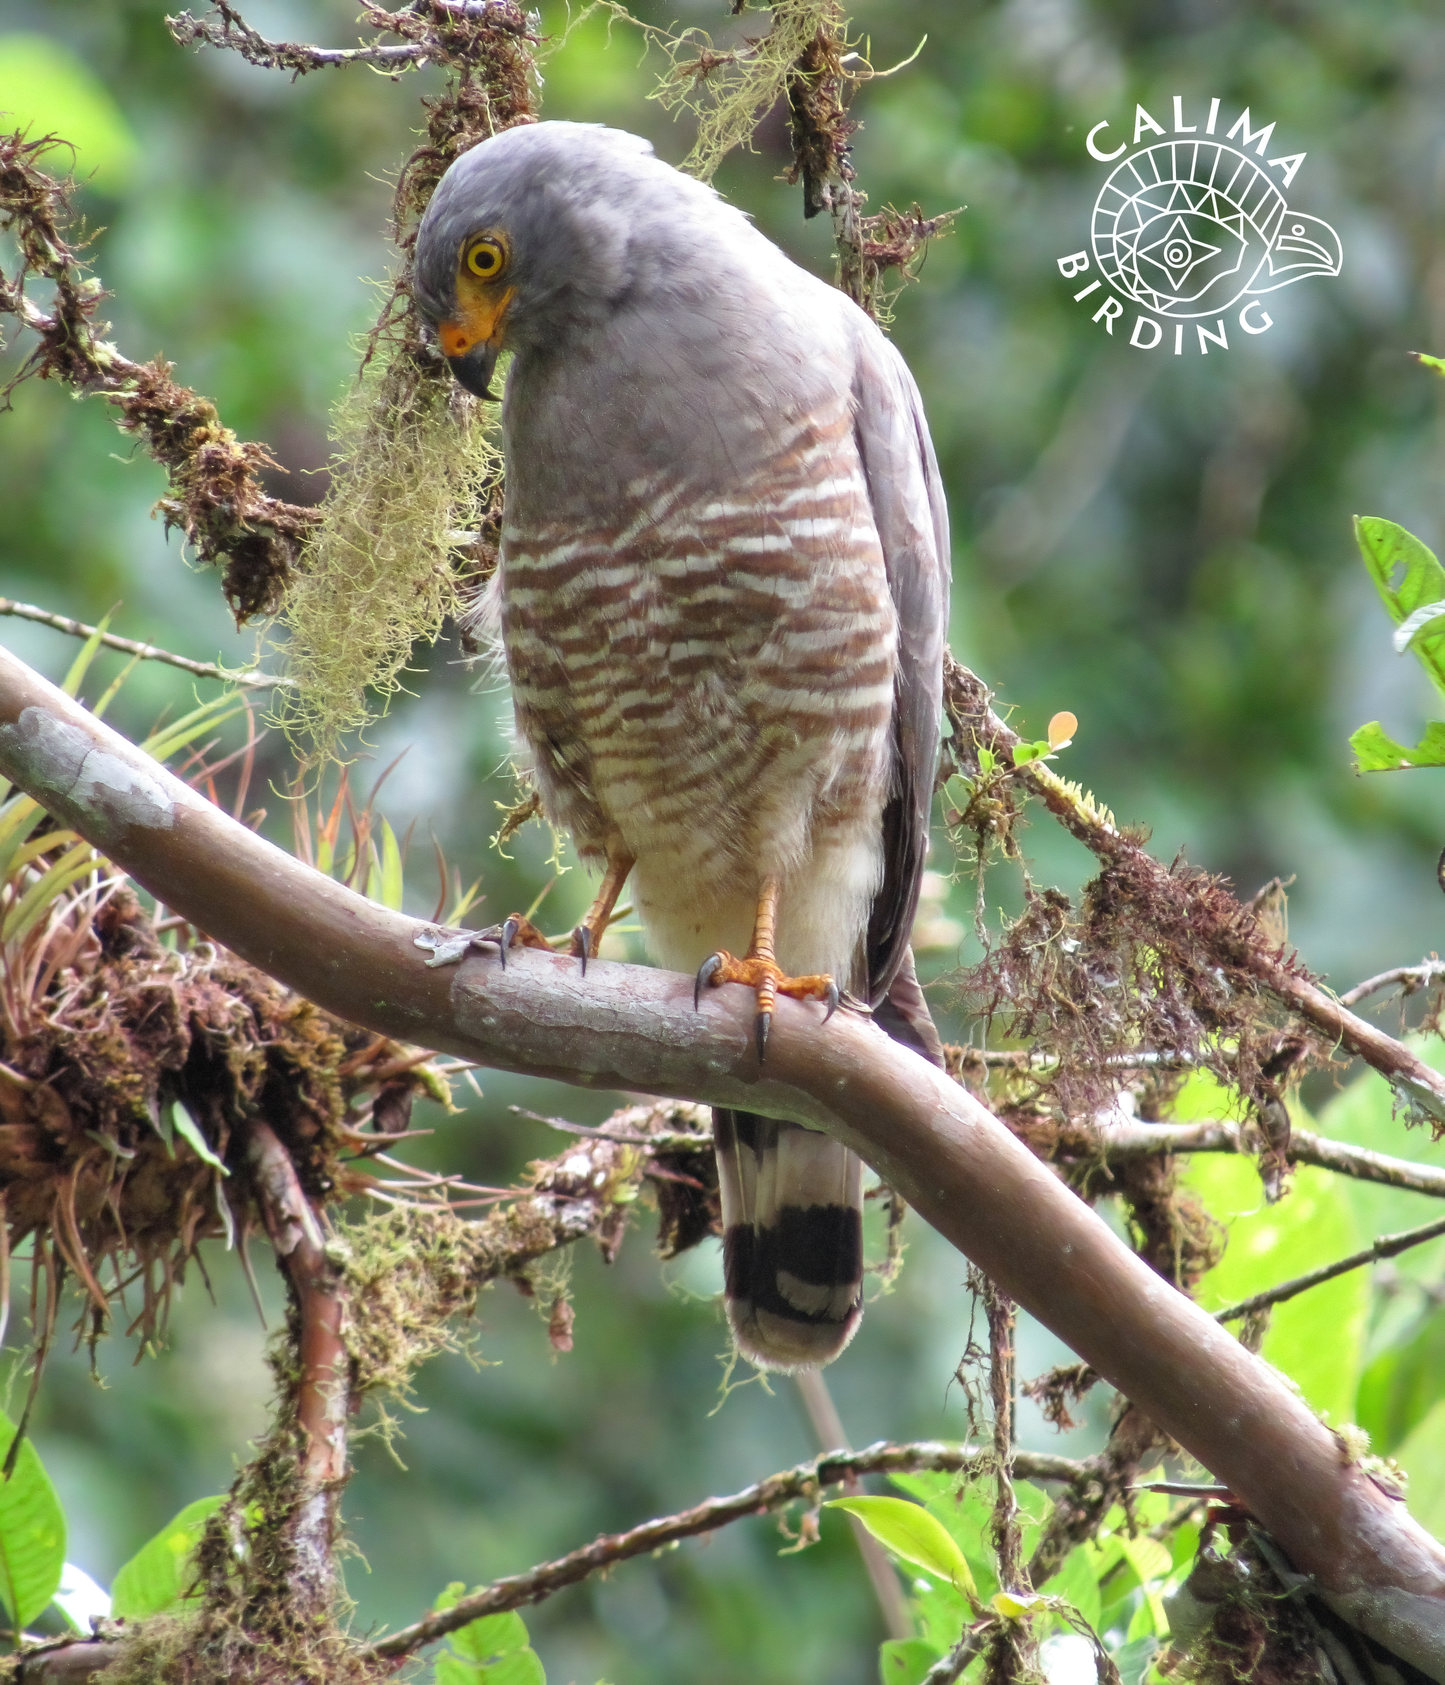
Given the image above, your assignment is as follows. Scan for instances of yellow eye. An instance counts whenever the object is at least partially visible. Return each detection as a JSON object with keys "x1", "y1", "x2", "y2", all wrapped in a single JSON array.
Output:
[{"x1": 463, "y1": 235, "x2": 508, "y2": 281}]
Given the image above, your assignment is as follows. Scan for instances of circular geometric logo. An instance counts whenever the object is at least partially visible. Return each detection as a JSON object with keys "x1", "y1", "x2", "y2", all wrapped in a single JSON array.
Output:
[{"x1": 1092, "y1": 140, "x2": 1342, "y2": 319}]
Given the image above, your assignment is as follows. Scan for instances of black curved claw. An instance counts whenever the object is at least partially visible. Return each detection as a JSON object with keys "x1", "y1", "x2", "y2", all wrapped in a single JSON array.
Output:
[
  {"x1": 574, "y1": 924, "x2": 591, "y2": 977},
  {"x1": 694, "y1": 952, "x2": 724, "y2": 1011},
  {"x1": 822, "y1": 979, "x2": 840, "y2": 1023},
  {"x1": 499, "y1": 915, "x2": 519, "y2": 969},
  {"x1": 754, "y1": 1009, "x2": 771, "y2": 1064}
]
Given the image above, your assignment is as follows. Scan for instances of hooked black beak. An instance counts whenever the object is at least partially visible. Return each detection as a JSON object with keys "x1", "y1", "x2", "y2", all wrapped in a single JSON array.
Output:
[{"x1": 446, "y1": 341, "x2": 502, "y2": 402}]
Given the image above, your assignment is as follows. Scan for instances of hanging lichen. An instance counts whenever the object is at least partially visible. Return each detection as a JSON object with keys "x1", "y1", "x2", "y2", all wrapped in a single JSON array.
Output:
[{"x1": 272, "y1": 360, "x2": 502, "y2": 768}]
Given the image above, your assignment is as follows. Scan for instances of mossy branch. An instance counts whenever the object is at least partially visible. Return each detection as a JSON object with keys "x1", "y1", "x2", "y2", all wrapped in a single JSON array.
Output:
[
  {"x1": 368, "y1": 1440, "x2": 1086, "y2": 1660},
  {"x1": 0, "y1": 132, "x2": 318, "y2": 623},
  {"x1": 942, "y1": 654, "x2": 1445, "y2": 1129},
  {"x1": 0, "y1": 643, "x2": 1441, "y2": 1669}
]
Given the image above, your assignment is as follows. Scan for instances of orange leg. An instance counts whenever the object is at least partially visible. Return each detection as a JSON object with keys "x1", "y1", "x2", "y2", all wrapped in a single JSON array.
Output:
[
  {"x1": 694, "y1": 875, "x2": 839, "y2": 1061},
  {"x1": 568, "y1": 842, "x2": 635, "y2": 975}
]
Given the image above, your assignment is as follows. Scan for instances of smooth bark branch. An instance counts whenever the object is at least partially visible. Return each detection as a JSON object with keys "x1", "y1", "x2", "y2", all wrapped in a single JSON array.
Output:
[{"x1": 0, "y1": 646, "x2": 1442, "y2": 1674}]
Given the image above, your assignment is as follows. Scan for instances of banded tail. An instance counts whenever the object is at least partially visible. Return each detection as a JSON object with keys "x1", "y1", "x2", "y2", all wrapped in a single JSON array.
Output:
[{"x1": 715, "y1": 950, "x2": 943, "y2": 1371}]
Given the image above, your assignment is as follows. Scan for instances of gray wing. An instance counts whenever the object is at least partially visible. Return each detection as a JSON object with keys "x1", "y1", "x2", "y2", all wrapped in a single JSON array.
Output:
[{"x1": 851, "y1": 321, "x2": 951, "y2": 1009}]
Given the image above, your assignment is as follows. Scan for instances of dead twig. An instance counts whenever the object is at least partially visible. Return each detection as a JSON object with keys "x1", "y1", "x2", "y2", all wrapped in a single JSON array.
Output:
[
  {"x1": 1340, "y1": 961, "x2": 1445, "y2": 1009},
  {"x1": 983, "y1": 1277, "x2": 1035, "y2": 1685},
  {"x1": 0, "y1": 597, "x2": 293, "y2": 689}
]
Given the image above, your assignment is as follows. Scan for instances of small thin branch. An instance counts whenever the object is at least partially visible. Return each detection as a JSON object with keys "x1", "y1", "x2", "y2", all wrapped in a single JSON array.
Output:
[
  {"x1": 14, "y1": 1641, "x2": 123, "y2": 1682},
  {"x1": 1214, "y1": 1211, "x2": 1445, "y2": 1325},
  {"x1": 0, "y1": 598, "x2": 293, "y2": 689},
  {"x1": 168, "y1": 5, "x2": 438, "y2": 73},
  {"x1": 983, "y1": 1279, "x2": 1034, "y2": 1685},
  {"x1": 1092, "y1": 1119, "x2": 1445, "y2": 1198},
  {"x1": 922, "y1": 1628, "x2": 992, "y2": 1685},
  {"x1": 1340, "y1": 961, "x2": 1445, "y2": 1009},
  {"x1": 953, "y1": 1046, "x2": 1206, "y2": 1072},
  {"x1": 367, "y1": 1441, "x2": 1084, "y2": 1660},
  {"x1": 167, "y1": 0, "x2": 540, "y2": 80},
  {"x1": 510, "y1": 1101, "x2": 714, "y2": 1153}
]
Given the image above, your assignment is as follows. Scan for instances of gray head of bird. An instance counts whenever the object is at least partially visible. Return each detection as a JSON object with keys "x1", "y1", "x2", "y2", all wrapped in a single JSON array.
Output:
[{"x1": 413, "y1": 121, "x2": 741, "y2": 400}]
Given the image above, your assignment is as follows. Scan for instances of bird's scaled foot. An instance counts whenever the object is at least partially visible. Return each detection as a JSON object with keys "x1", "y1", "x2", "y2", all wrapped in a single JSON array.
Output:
[
  {"x1": 569, "y1": 845, "x2": 636, "y2": 977},
  {"x1": 484, "y1": 912, "x2": 553, "y2": 970},
  {"x1": 693, "y1": 951, "x2": 839, "y2": 1062}
]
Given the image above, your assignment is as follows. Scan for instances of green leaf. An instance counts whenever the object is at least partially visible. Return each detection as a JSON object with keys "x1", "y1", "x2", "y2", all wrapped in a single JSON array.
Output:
[
  {"x1": 1357, "y1": 1298, "x2": 1445, "y2": 1455},
  {"x1": 2, "y1": 839, "x2": 99, "y2": 945},
  {"x1": 375, "y1": 818, "x2": 404, "y2": 911},
  {"x1": 1353, "y1": 517, "x2": 1445, "y2": 699},
  {"x1": 0, "y1": 1412, "x2": 67, "y2": 1630},
  {"x1": 59, "y1": 616, "x2": 113, "y2": 701},
  {"x1": 1349, "y1": 719, "x2": 1445, "y2": 772},
  {"x1": 1416, "y1": 352, "x2": 1445, "y2": 378},
  {"x1": 450, "y1": 1609, "x2": 531, "y2": 1662},
  {"x1": 110, "y1": 1494, "x2": 224, "y2": 1619},
  {"x1": 879, "y1": 1637, "x2": 946, "y2": 1684},
  {"x1": 0, "y1": 35, "x2": 140, "y2": 193},
  {"x1": 1167, "y1": 1521, "x2": 1201, "y2": 1579},
  {"x1": 1114, "y1": 1634, "x2": 1160, "y2": 1685},
  {"x1": 169, "y1": 1102, "x2": 228, "y2": 1176},
  {"x1": 430, "y1": 1592, "x2": 545, "y2": 1683},
  {"x1": 1040, "y1": 1543, "x2": 1102, "y2": 1633},
  {"x1": 825, "y1": 1497, "x2": 978, "y2": 1599},
  {"x1": 889, "y1": 1470, "x2": 999, "y2": 1604},
  {"x1": 141, "y1": 695, "x2": 249, "y2": 766},
  {"x1": 1185, "y1": 1154, "x2": 1367, "y2": 1423},
  {"x1": 437, "y1": 1647, "x2": 546, "y2": 1685},
  {"x1": 1011, "y1": 739, "x2": 1052, "y2": 767}
]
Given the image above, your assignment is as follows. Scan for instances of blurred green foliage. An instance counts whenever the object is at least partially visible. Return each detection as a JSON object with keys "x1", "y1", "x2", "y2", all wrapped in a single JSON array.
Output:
[{"x1": 2, "y1": 0, "x2": 1445, "y2": 1680}]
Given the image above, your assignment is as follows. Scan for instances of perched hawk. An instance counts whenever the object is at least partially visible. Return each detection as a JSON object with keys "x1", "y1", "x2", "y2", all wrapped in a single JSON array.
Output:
[{"x1": 416, "y1": 123, "x2": 949, "y2": 1370}]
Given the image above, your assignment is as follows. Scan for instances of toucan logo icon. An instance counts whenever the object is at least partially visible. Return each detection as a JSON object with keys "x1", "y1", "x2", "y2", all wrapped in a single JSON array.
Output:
[{"x1": 1060, "y1": 98, "x2": 1343, "y2": 354}]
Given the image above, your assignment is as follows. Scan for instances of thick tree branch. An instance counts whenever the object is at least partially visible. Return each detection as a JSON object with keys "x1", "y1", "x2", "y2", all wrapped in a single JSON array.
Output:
[
  {"x1": 0, "y1": 645, "x2": 1442, "y2": 1674},
  {"x1": 370, "y1": 1440, "x2": 1081, "y2": 1660}
]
